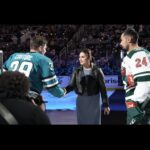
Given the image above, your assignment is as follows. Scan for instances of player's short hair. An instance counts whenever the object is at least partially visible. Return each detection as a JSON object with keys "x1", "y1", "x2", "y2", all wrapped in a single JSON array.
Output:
[
  {"x1": 0, "y1": 71, "x2": 29, "y2": 99},
  {"x1": 123, "y1": 28, "x2": 139, "y2": 44},
  {"x1": 30, "y1": 36, "x2": 48, "y2": 49}
]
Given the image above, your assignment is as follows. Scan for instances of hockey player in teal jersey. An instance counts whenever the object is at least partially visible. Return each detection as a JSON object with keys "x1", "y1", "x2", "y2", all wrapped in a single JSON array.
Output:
[
  {"x1": 120, "y1": 28, "x2": 150, "y2": 125},
  {"x1": 3, "y1": 36, "x2": 66, "y2": 111}
]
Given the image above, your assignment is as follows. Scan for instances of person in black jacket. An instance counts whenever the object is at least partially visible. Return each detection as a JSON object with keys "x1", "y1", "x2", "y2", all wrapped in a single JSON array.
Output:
[
  {"x1": 0, "y1": 71, "x2": 50, "y2": 125},
  {"x1": 65, "y1": 48, "x2": 110, "y2": 124}
]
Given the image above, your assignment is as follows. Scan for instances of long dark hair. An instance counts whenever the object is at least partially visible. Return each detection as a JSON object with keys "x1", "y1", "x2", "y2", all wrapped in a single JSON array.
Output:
[{"x1": 80, "y1": 48, "x2": 95, "y2": 63}]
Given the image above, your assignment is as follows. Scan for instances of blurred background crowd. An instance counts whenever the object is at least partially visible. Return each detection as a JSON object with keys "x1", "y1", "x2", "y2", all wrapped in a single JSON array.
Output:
[{"x1": 1, "y1": 24, "x2": 150, "y2": 85}]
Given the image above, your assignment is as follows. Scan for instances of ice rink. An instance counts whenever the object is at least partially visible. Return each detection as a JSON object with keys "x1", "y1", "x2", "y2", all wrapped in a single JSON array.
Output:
[{"x1": 42, "y1": 89, "x2": 126, "y2": 111}]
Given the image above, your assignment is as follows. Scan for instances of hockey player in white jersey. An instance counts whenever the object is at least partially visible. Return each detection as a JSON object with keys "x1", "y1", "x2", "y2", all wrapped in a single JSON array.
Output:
[{"x1": 120, "y1": 28, "x2": 150, "y2": 125}]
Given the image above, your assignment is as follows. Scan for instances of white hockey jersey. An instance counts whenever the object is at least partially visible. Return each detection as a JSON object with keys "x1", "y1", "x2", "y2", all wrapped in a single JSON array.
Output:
[{"x1": 121, "y1": 47, "x2": 150, "y2": 103}]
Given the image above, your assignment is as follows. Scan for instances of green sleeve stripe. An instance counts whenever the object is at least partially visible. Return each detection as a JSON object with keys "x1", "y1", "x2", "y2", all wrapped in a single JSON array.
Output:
[
  {"x1": 126, "y1": 88, "x2": 135, "y2": 97},
  {"x1": 134, "y1": 75, "x2": 150, "y2": 82},
  {"x1": 134, "y1": 71, "x2": 150, "y2": 77}
]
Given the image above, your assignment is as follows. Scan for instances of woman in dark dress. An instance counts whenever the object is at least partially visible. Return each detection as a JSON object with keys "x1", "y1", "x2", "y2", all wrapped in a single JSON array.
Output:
[{"x1": 65, "y1": 48, "x2": 110, "y2": 124}]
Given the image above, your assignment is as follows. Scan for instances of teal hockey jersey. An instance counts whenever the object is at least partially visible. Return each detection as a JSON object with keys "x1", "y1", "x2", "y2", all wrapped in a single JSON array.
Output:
[{"x1": 3, "y1": 52, "x2": 65, "y2": 97}]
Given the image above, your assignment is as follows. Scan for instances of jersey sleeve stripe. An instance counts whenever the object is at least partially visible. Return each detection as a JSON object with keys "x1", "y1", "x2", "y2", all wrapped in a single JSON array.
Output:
[
  {"x1": 134, "y1": 75, "x2": 150, "y2": 82},
  {"x1": 134, "y1": 71, "x2": 150, "y2": 77},
  {"x1": 42, "y1": 75, "x2": 57, "y2": 82},
  {"x1": 126, "y1": 88, "x2": 135, "y2": 97},
  {"x1": 43, "y1": 80, "x2": 59, "y2": 88},
  {"x1": 126, "y1": 87, "x2": 135, "y2": 93},
  {"x1": 41, "y1": 75, "x2": 56, "y2": 80}
]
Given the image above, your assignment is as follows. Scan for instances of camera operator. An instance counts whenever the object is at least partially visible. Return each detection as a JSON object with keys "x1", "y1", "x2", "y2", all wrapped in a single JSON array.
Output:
[{"x1": 0, "y1": 71, "x2": 50, "y2": 125}]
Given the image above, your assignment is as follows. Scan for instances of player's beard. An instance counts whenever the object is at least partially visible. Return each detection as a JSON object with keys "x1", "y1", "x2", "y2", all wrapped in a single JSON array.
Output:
[
  {"x1": 126, "y1": 44, "x2": 130, "y2": 51},
  {"x1": 121, "y1": 44, "x2": 129, "y2": 52}
]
